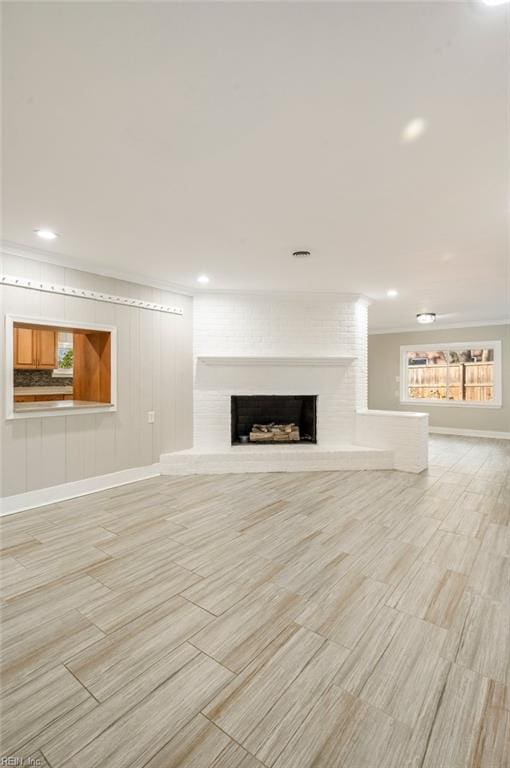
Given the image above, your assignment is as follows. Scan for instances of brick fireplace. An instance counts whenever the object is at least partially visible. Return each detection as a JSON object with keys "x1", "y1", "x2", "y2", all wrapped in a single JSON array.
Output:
[{"x1": 160, "y1": 292, "x2": 429, "y2": 474}]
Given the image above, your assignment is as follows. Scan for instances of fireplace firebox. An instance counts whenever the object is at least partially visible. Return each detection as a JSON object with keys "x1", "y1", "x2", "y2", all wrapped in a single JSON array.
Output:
[{"x1": 231, "y1": 395, "x2": 317, "y2": 445}]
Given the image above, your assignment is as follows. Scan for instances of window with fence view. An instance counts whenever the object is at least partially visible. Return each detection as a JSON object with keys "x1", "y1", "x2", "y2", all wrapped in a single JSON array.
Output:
[{"x1": 402, "y1": 344, "x2": 499, "y2": 405}]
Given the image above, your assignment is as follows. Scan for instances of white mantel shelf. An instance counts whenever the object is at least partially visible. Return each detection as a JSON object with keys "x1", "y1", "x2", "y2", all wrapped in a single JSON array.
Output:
[{"x1": 196, "y1": 356, "x2": 357, "y2": 366}]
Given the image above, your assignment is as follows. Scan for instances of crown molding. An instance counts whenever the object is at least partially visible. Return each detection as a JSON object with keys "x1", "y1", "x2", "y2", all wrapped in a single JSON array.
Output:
[
  {"x1": 1, "y1": 240, "x2": 194, "y2": 298},
  {"x1": 369, "y1": 319, "x2": 510, "y2": 335},
  {"x1": 194, "y1": 288, "x2": 372, "y2": 304}
]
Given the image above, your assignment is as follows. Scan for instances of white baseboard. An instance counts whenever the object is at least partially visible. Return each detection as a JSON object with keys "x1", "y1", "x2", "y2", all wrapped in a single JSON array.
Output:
[
  {"x1": 429, "y1": 427, "x2": 510, "y2": 440},
  {"x1": 0, "y1": 463, "x2": 161, "y2": 517}
]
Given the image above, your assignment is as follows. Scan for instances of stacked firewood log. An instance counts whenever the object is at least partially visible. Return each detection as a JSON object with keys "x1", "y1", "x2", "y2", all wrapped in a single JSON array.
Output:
[{"x1": 249, "y1": 423, "x2": 300, "y2": 442}]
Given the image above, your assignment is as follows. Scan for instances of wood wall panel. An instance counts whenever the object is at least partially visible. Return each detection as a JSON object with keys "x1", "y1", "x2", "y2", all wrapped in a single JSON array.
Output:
[
  {"x1": 1, "y1": 253, "x2": 193, "y2": 497},
  {"x1": 73, "y1": 331, "x2": 111, "y2": 403}
]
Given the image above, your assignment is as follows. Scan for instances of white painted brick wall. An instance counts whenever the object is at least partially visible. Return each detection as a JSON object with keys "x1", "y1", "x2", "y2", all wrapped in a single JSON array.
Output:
[
  {"x1": 193, "y1": 293, "x2": 368, "y2": 449},
  {"x1": 355, "y1": 410, "x2": 429, "y2": 473}
]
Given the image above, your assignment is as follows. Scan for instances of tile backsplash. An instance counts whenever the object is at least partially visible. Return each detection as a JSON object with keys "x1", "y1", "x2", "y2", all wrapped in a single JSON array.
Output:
[{"x1": 14, "y1": 370, "x2": 73, "y2": 387}]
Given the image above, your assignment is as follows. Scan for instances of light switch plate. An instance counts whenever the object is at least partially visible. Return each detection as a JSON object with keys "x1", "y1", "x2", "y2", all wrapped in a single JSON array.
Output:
[{"x1": 148, "y1": 411, "x2": 155, "y2": 423}]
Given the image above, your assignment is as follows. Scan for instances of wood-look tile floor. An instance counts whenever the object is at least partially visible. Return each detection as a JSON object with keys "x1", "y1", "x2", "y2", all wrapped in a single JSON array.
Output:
[{"x1": 1, "y1": 435, "x2": 509, "y2": 767}]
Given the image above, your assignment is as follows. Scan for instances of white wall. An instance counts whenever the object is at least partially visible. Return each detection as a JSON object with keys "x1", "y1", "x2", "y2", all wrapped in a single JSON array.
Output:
[
  {"x1": 368, "y1": 324, "x2": 510, "y2": 433},
  {"x1": 1, "y1": 252, "x2": 193, "y2": 498}
]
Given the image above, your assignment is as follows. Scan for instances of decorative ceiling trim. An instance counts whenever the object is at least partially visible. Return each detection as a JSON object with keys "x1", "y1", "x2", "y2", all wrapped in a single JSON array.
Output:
[
  {"x1": 0, "y1": 274, "x2": 184, "y2": 315},
  {"x1": 369, "y1": 319, "x2": 510, "y2": 335}
]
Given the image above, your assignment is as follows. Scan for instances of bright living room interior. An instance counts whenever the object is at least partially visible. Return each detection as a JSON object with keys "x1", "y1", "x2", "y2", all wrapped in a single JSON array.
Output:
[{"x1": 0, "y1": 1, "x2": 509, "y2": 766}]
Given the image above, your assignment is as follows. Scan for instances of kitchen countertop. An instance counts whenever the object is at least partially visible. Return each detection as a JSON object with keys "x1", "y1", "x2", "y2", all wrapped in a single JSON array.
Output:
[
  {"x1": 14, "y1": 386, "x2": 73, "y2": 396},
  {"x1": 14, "y1": 400, "x2": 112, "y2": 412}
]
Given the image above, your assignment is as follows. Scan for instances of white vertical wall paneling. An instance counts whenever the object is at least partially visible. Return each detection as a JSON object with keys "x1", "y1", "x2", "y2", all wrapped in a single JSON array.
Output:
[
  {"x1": 130, "y1": 299, "x2": 142, "y2": 468},
  {"x1": 42, "y1": 418, "x2": 67, "y2": 489},
  {"x1": 113, "y1": 295, "x2": 132, "y2": 473},
  {"x1": 40, "y1": 262, "x2": 66, "y2": 318},
  {"x1": 133, "y1": 284, "x2": 151, "y2": 468},
  {"x1": 1, "y1": 254, "x2": 192, "y2": 498},
  {"x1": 1, "y1": 255, "x2": 34, "y2": 495},
  {"x1": 176, "y1": 298, "x2": 194, "y2": 452},
  {"x1": 64, "y1": 267, "x2": 97, "y2": 483},
  {"x1": 62, "y1": 267, "x2": 98, "y2": 487},
  {"x1": 25, "y1": 419, "x2": 43, "y2": 492},
  {"x1": 160, "y1": 295, "x2": 177, "y2": 454},
  {"x1": 92, "y1": 275, "x2": 117, "y2": 476},
  {"x1": 2, "y1": 420, "x2": 26, "y2": 497},
  {"x1": 151, "y1": 289, "x2": 163, "y2": 462},
  {"x1": 140, "y1": 299, "x2": 154, "y2": 466}
]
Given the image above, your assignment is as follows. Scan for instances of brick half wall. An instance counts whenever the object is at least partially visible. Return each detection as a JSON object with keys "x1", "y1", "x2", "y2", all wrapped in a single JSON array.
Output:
[{"x1": 355, "y1": 409, "x2": 429, "y2": 473}]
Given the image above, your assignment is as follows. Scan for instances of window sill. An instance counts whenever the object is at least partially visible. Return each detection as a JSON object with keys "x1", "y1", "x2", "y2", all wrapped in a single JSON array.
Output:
[
  {"x1": 400, "y1": 400, "x2": 501, "y2": 409},
  {"x1": 8, "y1": 401, "x2": 116, "y2": 419}
]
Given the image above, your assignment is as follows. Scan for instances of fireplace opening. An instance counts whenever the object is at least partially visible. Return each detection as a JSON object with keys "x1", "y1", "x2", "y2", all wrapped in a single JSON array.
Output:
[{"x1": 231, "y1": 395, "x2": 317, "y2": 445}]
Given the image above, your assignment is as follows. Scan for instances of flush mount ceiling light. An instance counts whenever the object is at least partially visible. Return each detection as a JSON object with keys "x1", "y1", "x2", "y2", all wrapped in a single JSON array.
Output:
[
  {"x1": 416, "y1": 312, "x2": 436, "y2": 324},
  {"x1": 196, "y1": 274, "x2": 210, "y2": 284},
  {"x1": 386, "y1": 289, "x2": 399, "y2": 298},
  {"x1": 481, "y1": 0, "x2": 509, "y2": 6},
  {"x1": 34, "y1": 228, "x2": 59, "y2": 240},
  {"x1": 292, "y1": 250, "x2": 311, "y2": 258},
  {"x1": 401, "y1": 118, "x2": 427, "y2": 144}
]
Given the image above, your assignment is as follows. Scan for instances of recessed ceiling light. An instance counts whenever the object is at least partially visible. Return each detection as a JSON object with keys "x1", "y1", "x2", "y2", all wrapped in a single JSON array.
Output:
[
  {"x1": 416, "y1": 312, "x2": 436, "y2": 324},
  {"x1": 481, "y1": 0, "x2": 509, "y2": 6},
  {"x1": 386, "y1": 289, "x2": 399, "y2": 298},
  {"x1": 34, "y1": 228, "x2": 59, "y2": 240},
  {"x1": 197, "y1": 274, "x2": 210, "y2": 284},
  {"x1": 401, "y1": 118, "x2": 427, "y2": 143},
  {"x1": 292, "y1": 250, "x2": 311, "y2": 258}
]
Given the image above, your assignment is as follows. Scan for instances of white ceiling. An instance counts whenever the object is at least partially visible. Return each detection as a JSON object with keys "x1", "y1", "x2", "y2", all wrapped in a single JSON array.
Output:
[{"x1": 2, "y1": 1, "x2": 509, "y2": 331}]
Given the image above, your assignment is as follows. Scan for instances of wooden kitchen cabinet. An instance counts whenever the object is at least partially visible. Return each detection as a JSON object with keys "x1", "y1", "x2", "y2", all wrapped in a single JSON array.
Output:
[
  {"x1": 36, "y1": 330, "x2": 57, "y2": 368},
  {"x1": 14, "y1": 328, "x2": 36, "y2": 368},
  {"x1": 14, "y1": 393, "x2": 73, "y2": 403},
  {"x1": 14, "y1": 327, "x2": 57, "y2": 369}
]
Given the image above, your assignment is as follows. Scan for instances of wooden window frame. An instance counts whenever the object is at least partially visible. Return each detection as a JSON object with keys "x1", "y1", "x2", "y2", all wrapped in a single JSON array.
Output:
[
  {"x1": 400, "y1": 340, "x2": 502, "y2": 408},
  {"x1": 5, "y1": 315, "x2": 117, "y2": 420}
]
